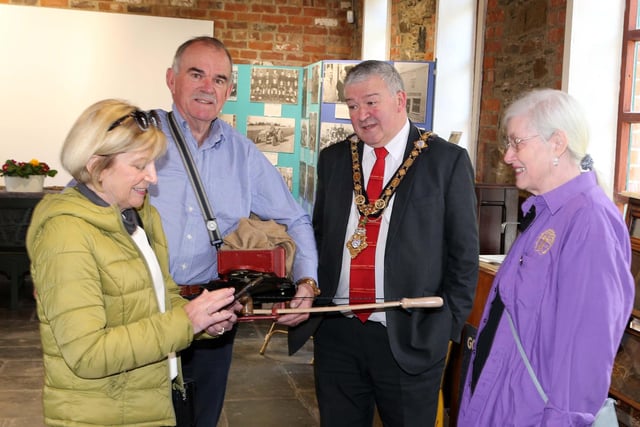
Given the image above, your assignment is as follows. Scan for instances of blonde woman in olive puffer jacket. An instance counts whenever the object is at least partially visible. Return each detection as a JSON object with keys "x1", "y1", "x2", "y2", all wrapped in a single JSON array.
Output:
[{"x1": 26, "y1": 99, "x2": 241, "y2": 427}]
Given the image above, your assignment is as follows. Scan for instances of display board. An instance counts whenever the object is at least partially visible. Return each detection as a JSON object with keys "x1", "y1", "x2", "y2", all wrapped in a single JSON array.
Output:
[
  {"x1": 223, "y1": 60, "x2": 436, "y2": 210},
  {"x1": 0, "y1": 5, "x2": 213, "y2": 187},
  {"x1": 220, "y1": 65, "x2": 303, "y2": 200}
]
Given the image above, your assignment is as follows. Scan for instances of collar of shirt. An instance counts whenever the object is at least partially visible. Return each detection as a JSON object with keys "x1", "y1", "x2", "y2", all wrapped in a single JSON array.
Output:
[
  {"x1": 361, "y1": 119, "x2": 410, "y2": 175},
  {"x1": 169, "y1": 105, "x2": 224, "y2": 150},
  {"x1": 521, "y1": 171, "x2": 597, "y2": 218}
]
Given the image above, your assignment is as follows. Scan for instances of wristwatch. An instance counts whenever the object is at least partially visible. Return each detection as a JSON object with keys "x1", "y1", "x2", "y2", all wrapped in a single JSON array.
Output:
[{"x1": 296, "y1": 277, "x2": 321, "y2": 296}]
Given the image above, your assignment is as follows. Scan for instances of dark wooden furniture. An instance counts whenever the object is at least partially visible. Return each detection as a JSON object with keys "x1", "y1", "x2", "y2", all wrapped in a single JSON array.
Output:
[
  {"x1": 609, "y1": 198, "x2": 640, "y2": 413},
  {"x1": 445, "y1": 261, "x2": 497, "y2": 426},
  {"x1": 475, "y1": 184, "x2": 520, "y2": 254},
  {"x1": 0, "y1": 188, "x2": 56, "y2": 309}
]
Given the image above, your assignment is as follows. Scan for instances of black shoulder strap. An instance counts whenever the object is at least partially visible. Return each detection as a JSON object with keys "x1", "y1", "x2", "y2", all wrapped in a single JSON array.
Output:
[{"x1": 167, "y1": 112, "x2": 223, "y2": 248}]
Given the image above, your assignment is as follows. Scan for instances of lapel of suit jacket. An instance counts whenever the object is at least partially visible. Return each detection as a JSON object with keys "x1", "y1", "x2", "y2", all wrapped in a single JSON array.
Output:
[
  {"x1": 385, "y1": 124, "x2": 426, "y2": 243},
  {"x1": 336, "y1": 140, "x2": 360, "y2": 225},
  {"x1": 319, "y1": 139, "x2": 361, "y2": 295},
  {"x1": 319, "y1": 139, "x2": 359, "y2": 249}
]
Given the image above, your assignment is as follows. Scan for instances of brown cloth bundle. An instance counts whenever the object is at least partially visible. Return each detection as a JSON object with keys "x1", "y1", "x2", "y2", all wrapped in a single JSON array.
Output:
[{"x1": 220, "y1": 216, "x2": 296, "y2": 277}]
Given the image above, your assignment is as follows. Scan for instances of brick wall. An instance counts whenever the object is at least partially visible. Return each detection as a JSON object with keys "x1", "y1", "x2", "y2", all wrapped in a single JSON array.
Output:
[
  {"x1": 388, "y1": 0, "x2": 566, "y2": 184},
  {"x1": 5, "y1": 0, "x2": 363, "y2": 66},
  {"x1": 476, "y1": 0, "x2": 566, "y2": 183},
  {"x1": 7, "y1": 0, "x2": 568, "y2": 185}
]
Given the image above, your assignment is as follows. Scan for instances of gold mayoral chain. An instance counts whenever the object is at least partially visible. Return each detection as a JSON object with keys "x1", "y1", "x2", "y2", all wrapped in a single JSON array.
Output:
[{"x1": 346, "y1": 129, "x2": 435, "y2": 258}]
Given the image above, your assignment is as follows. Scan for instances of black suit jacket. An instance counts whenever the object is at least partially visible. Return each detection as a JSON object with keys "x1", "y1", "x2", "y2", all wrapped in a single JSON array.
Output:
[{"x1": 289, "y1": 126, "x2": 479, "y2": 374}]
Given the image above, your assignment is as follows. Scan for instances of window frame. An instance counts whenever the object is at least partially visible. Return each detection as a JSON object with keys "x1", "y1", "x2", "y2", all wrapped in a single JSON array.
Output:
[{"x1": 616, "y1": 0, "x2": 640, "y2": 201}]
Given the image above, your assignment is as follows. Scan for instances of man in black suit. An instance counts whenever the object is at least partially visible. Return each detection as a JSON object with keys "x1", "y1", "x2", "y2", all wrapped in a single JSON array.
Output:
[{"x1": 288, "y1": 60, "x2": 479, "y2": 426}]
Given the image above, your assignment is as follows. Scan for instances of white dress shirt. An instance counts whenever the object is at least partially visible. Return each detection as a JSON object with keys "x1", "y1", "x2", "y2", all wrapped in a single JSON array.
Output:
[{"x1": 335, "y1": 120, "x2": 411, "y2": 325}]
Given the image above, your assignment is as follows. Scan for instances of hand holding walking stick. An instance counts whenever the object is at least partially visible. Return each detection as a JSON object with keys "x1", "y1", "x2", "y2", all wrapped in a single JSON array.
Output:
[{"x1": 239, "y1": 296, "x2": 444, "y2": 321}]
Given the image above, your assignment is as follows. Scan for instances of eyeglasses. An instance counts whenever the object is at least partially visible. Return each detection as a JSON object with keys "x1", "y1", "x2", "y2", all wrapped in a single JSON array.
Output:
[
  {"x1": 502, "y1": 134, "x2": 539, "y2": 152},
  {"x1": 107, "y1": 110, "x2": 159, "y2": 132}
]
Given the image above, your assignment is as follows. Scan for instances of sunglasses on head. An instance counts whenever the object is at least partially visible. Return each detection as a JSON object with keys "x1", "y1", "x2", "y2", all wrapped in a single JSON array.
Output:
[{"x1": 107, "y1": 110, "x2": 159, "y2": 132}]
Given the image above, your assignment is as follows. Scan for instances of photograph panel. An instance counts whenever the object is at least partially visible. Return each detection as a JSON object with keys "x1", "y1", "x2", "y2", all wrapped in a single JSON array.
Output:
[
  {"x1": 247, "y1": 115, "x2": 297, "y2": 153},
  {"x1": 250, "y1": 67, "x2": 299, "y2": 104}
]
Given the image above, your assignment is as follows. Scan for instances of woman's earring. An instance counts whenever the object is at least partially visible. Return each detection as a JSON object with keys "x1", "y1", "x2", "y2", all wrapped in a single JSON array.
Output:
[{"x1": 553, "y1": 157, "x2": 559, "y2": 167}]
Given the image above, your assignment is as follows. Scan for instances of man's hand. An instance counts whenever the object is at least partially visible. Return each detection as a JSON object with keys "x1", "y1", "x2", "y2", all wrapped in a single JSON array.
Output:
[{"x1": 275, "y1": 282, "x2": 316, "y2": 327}]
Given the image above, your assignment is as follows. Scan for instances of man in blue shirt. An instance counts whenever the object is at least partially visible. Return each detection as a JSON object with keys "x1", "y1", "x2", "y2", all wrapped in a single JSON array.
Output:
[{"x1": 149, "y1": 36, "x2": 318, "y2": 427}]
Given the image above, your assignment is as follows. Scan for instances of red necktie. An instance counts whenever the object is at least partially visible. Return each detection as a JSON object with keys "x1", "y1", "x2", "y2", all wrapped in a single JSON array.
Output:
[{"x1": 349, "y1": 147, "x2": 387, "y2": 322}]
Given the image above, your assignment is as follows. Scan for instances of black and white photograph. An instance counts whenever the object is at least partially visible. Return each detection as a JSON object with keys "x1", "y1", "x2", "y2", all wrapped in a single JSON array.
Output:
[
  {"x1": 319, "y1": 121, "x2": 353, "y2": 151},
  {"x1": 276, "y1": 166, "x2": 293, "y2": 193},
  {"x1": 249, "y1": 67, "x2": 299, "y2": 104},
  {"x1": 298, "y1": 161, "x2": 307, "y2": 202},
  {"x1": 310, "y1": 63, "x2": 320, "y2": 104},
  {"x1": 219, "y1": 113, "x2": 236, "y2": 128},
  {"x1": 246, "y1": 115, "x2": 296, "y2": 153},
  {"x1": 300, "y1": 118, "x2": 309, "y2": 149},
  {"x1": 321, "y1": 62, "x2": 356, "y2": 103},
  {"x1": 309, "y1": 112, "x2": 318, "y2": 152},
  {"x1": 305, "y1": 163, "x2": 315, "y2": 204},
  {"x1": 394, "y1": 61, "x2": 430, "y2": 124},
  {"x1": 228, "y1": 65, "x2": 238, "y2": 101}
]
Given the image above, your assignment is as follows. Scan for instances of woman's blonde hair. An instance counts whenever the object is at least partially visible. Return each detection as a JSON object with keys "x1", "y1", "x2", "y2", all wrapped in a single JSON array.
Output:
[{"x1": 61, "y1": 99, "x2": 166, "y2": 190}]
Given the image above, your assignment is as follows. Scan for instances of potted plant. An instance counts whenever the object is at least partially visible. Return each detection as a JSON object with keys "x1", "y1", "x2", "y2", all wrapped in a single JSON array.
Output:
[{"x1": 1, "y1": 159, "x2": 58, "y2": 192}]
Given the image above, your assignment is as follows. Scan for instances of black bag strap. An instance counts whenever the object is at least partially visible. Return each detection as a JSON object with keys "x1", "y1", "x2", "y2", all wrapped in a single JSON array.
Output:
[{"x1": 167, "y1": 112, "x2": 223, "y2": 248}]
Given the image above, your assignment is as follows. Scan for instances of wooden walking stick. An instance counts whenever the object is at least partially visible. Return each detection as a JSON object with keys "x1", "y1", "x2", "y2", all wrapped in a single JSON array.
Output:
[{"x1": 239, "y1": 296, "x2": 443, "y2": 320}]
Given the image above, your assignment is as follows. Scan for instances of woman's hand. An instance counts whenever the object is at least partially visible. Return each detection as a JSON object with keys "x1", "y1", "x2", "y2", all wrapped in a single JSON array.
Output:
[
  {"x1": 184, "y1": 288, "x2": 242, "y2": 334},
  {"x1": 204, "y1": 296, "x2": 243, "y2": 337}
]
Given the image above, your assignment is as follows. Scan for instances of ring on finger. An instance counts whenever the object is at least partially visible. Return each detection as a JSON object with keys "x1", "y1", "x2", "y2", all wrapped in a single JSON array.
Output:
[{"x1": 218, "y1": 327, "x2": 225, "y2": 336}]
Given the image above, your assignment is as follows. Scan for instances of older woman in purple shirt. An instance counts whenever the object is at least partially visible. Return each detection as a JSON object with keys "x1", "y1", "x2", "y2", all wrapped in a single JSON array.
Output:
[{"x1": 458, "y1": 89, "x2": 635, "y2": 426}]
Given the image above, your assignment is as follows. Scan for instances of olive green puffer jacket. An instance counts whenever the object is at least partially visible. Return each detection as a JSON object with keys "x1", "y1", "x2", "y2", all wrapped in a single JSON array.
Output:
[{"x1": 26, "y1": 188, "x2": 193, "y2": 427}]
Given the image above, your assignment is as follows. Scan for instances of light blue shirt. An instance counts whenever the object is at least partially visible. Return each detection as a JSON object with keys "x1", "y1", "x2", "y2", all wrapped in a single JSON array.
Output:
[{"x1": 149, "y1": 107, "x2": 317, "y2": 285}]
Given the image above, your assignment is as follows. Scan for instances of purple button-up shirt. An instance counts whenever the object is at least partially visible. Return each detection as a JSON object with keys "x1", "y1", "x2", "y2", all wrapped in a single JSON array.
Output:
[{"x1": 458, "y1": 171, "x2": 634, "y2": 426}]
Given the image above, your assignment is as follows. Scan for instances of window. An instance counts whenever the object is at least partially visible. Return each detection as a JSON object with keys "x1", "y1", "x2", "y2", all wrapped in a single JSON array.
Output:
[{"x1": 616, "y1": 0, "x2": 640, "y2": 197}]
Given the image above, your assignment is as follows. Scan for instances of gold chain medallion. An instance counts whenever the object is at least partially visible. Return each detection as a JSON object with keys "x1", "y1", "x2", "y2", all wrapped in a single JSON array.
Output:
[{"x1": 346, "y1": 129, "x2": 435, "y2": 258}]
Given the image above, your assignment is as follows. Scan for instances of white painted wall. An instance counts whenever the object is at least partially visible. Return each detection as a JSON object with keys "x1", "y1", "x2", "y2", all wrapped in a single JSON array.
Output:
[
  {"x1": 433, "y1": 0, "x2": 478, "y2": 158},
  {"x1": 361, "y1": 0, "x2": 477, "y2": 158},
  {"x1": 0, "y1": 5, "x2": 213, "y2": 186},
  {"x1": 361, "y1": 0, "x2": 391, "y2": 60}
]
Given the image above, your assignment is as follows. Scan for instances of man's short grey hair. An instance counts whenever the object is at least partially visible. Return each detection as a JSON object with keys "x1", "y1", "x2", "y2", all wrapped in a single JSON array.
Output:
[
  {"x1": 171, "y1": 36, "x2": 234, "y2": 73},
  {"x1": 344, "y1": 60, "x2": 405, "y2": 94}
]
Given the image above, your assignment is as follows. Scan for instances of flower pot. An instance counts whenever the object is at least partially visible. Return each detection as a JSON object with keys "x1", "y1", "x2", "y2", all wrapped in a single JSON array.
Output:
[{"x1": 4, "y1": 175, "x2": 45, "y2": 192}]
